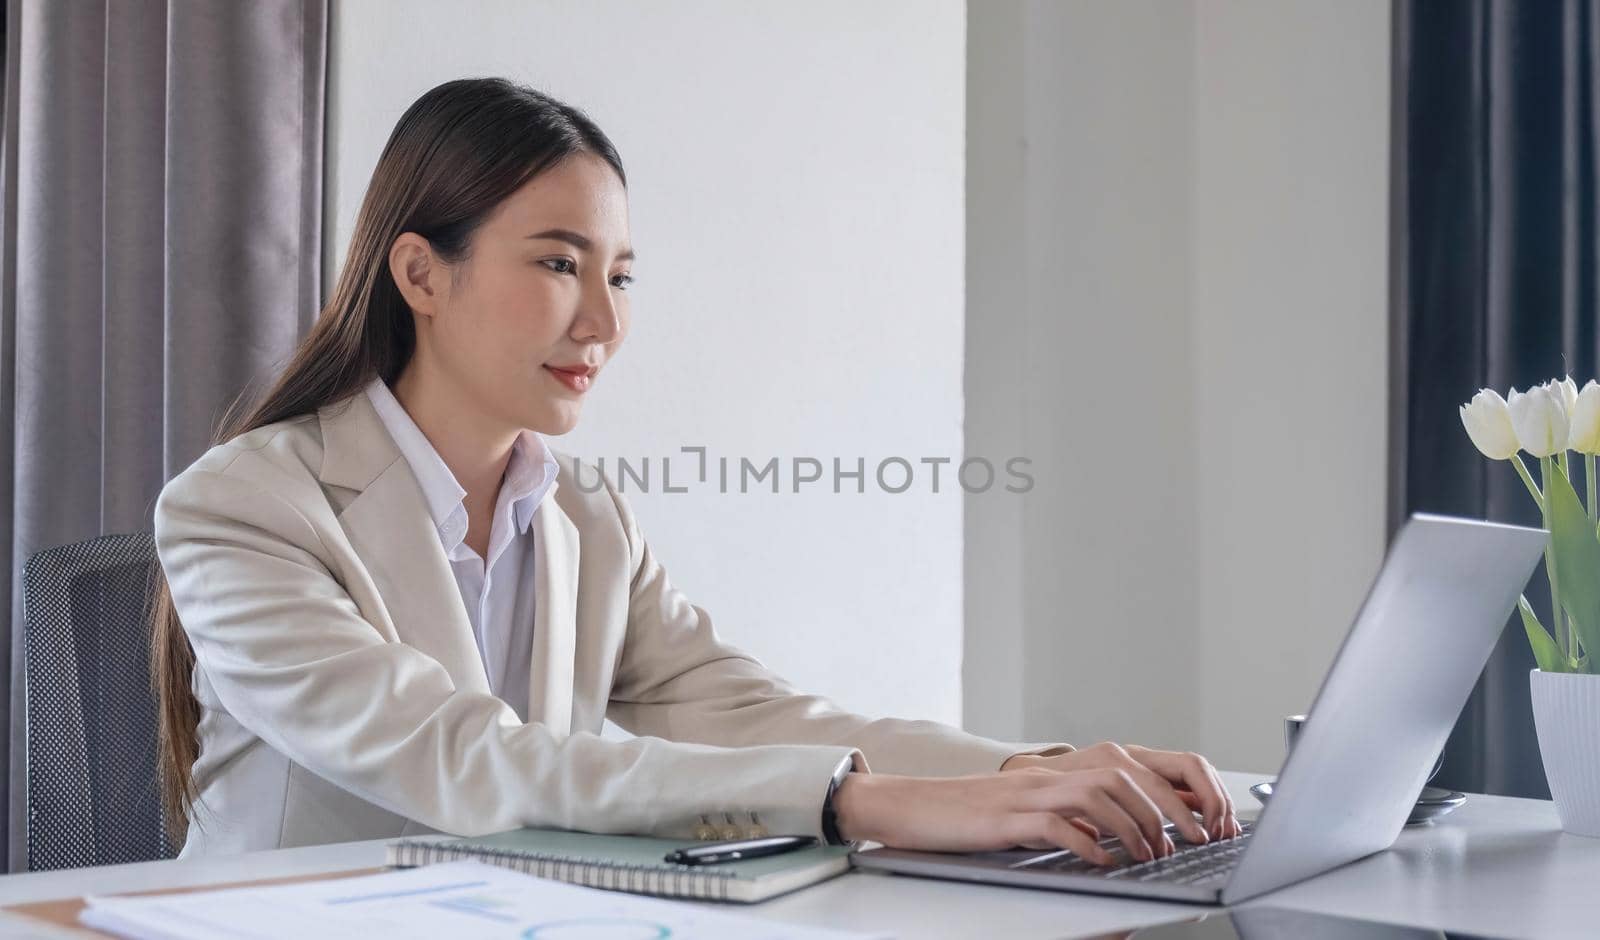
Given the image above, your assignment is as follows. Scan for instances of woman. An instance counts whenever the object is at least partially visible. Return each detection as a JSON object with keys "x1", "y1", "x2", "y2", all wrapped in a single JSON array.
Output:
[{"x1": 150, "y1": 77, "x2": 1239, "y2": 865}]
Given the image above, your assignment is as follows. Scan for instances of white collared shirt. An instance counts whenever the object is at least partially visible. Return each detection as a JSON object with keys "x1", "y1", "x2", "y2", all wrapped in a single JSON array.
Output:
[{"x1": 363, "y1": 377, "x2": 560, "y2": 721}]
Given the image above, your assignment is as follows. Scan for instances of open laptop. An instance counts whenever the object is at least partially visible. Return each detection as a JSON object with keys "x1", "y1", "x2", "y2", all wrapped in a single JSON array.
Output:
[{"x1": 851, "y1": 513, "x2": 1547, "y2": 906}]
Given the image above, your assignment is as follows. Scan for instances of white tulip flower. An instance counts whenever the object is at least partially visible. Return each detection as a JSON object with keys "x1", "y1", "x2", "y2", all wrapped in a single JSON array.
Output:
[
  {"x1": 1460, "y1": 389, "x2": 1521, "y2": 460},
  {"x1": 1508, "y1": 384, "x2": 1572, "y2": 458},
  {"x1": 1570, "y1": 381, "x2": 1600, "y2": 454},
  {"x1": 1557, "y1": 375, "x2": 1580, "y2": 415}
]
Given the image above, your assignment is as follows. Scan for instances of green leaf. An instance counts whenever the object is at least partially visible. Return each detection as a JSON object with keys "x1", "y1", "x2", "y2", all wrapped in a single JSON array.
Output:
[
  {"x1": 1547, "y1": 463, "x2": 1600, "y2": 667},
  {"x1": 1520, "y1": 595, "x2": 1569, "y2": 672}
]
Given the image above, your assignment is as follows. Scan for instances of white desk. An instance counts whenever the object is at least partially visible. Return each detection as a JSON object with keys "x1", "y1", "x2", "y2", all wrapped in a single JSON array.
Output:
[{"x1": 0, "y1": 770, "x2": 1594, "y2": 939}]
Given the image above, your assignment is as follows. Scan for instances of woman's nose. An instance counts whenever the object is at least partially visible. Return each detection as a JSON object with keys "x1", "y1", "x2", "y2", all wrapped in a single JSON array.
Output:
[{"x1": 571, "y1": 285, "x2": 621, "y2": 344}]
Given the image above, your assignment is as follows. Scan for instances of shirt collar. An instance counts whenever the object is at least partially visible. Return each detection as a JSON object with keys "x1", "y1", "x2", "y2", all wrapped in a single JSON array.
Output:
[
  {"x1": 505, "y1": 428, "x2": 561, "y2": 534},
  {"x1": 363, "y1": 377, "x2": 559, "y2": 546}
]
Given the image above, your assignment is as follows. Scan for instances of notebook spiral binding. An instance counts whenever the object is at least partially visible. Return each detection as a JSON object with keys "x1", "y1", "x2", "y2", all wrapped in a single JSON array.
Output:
[{"x1": 389, "y1": 839, "x2": 738, "y2": 901}]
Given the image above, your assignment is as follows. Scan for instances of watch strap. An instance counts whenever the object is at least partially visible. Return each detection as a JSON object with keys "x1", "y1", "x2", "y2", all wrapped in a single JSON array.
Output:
[{"x1": 820, "y1": 751, "x2": 857, "y2": 846}]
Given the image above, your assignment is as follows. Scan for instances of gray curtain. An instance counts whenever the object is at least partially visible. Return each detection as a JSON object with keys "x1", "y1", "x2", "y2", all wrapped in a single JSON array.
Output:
[
  {"x1": 0, "y1": 0, "x2": 327, "y2": 870},
  {"x1": 1390, "y1": 0, "x2": 1600, "y2": 799}
]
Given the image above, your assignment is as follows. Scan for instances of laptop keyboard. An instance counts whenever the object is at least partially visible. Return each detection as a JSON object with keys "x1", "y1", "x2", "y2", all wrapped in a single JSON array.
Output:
[{"x1": 1011, "y1": 819, "x2": 1255, "y2": 886}]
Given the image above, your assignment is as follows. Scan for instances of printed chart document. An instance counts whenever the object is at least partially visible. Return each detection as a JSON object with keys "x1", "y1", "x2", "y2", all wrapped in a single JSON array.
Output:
[{"x1": 79, "y1": 860, "x2": 891, "y2": 940}]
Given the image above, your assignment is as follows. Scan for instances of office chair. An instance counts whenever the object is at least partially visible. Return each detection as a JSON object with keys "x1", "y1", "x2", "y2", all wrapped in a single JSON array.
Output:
[{"x1": 22, "y1": 532, "x2": 178, "y2": 870}]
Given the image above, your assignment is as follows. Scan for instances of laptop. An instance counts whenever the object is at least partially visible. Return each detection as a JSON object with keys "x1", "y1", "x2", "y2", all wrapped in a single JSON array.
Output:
[{"x1": 850, "y1": 513, "x2": 1546, "y2": 906}]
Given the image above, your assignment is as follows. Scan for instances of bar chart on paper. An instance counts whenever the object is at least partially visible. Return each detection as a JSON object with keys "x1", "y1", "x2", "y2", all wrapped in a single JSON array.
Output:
[{"x1": 78, "y1": 861, "x2": 891, "y2": 940}]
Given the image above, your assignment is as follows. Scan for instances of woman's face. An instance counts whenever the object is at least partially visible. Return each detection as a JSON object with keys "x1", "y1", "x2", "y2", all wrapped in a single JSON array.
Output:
[{"x1": 402, "y1": 152, "x2": 633, "y2": 436}]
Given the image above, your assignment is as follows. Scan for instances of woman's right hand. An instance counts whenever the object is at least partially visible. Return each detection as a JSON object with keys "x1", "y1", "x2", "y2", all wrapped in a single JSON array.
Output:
[{"x1": 833, "y1": 766, "x2": 1193, "y2": 865}]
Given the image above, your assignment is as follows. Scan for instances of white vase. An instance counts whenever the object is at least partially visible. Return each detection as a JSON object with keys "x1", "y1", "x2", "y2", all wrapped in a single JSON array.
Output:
[{"x1": 1530, "y1": 668, "x2": 1600, "y2": 837}]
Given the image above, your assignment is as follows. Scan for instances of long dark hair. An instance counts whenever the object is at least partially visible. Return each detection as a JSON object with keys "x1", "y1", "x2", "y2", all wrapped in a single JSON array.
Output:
[{"x1": 149, "y1": 77, "x2": 625, "y2": 840}]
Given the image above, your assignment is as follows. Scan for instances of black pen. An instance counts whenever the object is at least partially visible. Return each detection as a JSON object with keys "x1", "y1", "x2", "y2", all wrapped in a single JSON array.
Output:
[{"x1": 663, "y1": 835, "x2": 820, "y2": 866}]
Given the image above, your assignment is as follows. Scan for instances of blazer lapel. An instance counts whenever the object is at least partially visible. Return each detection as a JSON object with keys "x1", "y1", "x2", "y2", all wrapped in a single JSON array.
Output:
[
  {"x1": 528, "y1": 483, "x2": 578, "y2": 735},
  {"x1": 316, "y1": 392, "x2": 491, "y2": 696},
  {"x1": 315, "y1": 387, "x2": 584, "y2": 729}
]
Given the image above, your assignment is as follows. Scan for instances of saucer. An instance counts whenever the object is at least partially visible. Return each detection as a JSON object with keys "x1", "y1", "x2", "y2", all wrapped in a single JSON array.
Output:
[{"x1": 1249, "y1": 781, "x2": 1466, "y2": 825}]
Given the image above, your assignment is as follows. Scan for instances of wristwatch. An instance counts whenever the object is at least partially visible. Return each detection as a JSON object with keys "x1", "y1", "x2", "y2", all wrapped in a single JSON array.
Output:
[{"x1": 819, "y1": 752, "x2": 857, "y2": 846}]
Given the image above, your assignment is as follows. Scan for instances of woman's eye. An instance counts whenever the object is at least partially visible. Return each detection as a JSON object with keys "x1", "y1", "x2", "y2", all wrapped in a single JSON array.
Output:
[{"x1": 541, "y1": 258, "x2": 630, "y2": 289}]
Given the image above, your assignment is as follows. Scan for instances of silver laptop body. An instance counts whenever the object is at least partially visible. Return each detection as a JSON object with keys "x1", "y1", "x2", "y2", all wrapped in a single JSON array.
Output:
[{"x1": 849, "y1": 514, "x2": 1547, "y2": 905}]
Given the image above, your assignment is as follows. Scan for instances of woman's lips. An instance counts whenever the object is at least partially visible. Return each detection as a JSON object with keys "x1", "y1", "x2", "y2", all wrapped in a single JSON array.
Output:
[{"x1": 544, "y1": 364, "x2": 592, "y2": 393}]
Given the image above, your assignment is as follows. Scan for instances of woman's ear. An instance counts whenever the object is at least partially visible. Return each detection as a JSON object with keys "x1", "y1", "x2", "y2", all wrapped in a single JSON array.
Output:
[{"x1": 388, "y1": 232, "x2": 444, "y2": 321}]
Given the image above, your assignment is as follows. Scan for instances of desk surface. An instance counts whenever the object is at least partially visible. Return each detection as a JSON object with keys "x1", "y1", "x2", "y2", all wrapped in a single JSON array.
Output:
[{"x1": 0, "y1": 770, "x2": 1592, "y2": 939}]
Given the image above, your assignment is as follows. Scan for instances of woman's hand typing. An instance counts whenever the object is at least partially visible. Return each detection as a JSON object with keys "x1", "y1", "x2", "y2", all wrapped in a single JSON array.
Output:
[
  {"x1": 1001, "y1": 741, "x2": 1241, "y2": 842},
  {"x1": 832, "y1": 742, "x2": 1240, "y2": 866}
]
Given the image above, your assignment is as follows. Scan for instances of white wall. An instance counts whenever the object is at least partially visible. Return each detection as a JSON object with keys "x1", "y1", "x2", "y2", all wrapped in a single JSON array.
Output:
[
  {"x1": 1191, "y1": 0, "x2": 1391, "y2": 772},
  {"x1": 966, "y1": 0, "x2": 1391, "y2": 774},
  {"x1": 965, "y1": 0, "x2": 1201, "y2": 753},
  {"x1": 327, "y1": 2, "x2": 970, "y2": 727}
]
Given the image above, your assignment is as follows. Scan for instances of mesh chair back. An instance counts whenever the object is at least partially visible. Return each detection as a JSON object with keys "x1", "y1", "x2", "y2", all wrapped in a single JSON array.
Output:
[{"x1": 23, "y1": 532, "x2": 178, "y2": 870}]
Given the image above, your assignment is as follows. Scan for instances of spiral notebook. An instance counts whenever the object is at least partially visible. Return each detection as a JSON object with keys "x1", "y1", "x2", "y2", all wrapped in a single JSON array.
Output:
[{"x1": 386, "y1": 828, "x2": 855, "y2": 903}]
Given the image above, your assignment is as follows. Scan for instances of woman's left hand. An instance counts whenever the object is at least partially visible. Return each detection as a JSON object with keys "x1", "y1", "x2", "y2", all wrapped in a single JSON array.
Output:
[{"x1": 1000, "y1": 741, "x2": 1242, "y2": 842}]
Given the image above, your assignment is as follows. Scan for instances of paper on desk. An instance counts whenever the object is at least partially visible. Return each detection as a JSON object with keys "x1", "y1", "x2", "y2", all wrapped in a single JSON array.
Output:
[{"x1": 78, "y1": 860, "x2": 891, "y2": 940}]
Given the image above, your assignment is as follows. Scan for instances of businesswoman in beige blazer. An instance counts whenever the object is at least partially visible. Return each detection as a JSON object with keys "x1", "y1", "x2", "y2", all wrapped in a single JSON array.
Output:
[{"x1": 149, "y1": 78, "x2": 1238, "y2": 867}]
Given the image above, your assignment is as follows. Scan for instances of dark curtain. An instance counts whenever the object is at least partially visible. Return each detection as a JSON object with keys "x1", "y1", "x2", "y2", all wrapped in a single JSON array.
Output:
[{"x1": 1391, "y1": 0, "x2": 1600, "y2": 798}]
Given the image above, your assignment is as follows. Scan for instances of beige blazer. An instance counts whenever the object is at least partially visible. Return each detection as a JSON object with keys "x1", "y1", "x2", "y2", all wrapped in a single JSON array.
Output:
[{"x1": 153, "y1": 388, "x2": 1072, "y2": 857}]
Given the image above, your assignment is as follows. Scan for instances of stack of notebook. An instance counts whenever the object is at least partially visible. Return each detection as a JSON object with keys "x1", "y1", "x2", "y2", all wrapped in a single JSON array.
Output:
[{"x1": 386, "y1": 827, "x2": 856, "y2": 903}]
